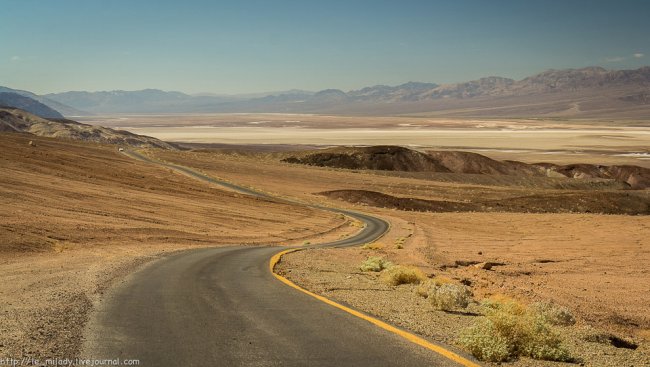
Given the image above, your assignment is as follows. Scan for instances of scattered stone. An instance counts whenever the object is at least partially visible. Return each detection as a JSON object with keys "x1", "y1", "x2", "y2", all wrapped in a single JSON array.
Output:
[
  {"x1": 535, "y1": 259, "x2": 558, "y2": 264},
  {"x1": 585, "y1": 333, "x2": 638, "y2": 350},
  {"x1": 472, "y1": 261, "x2": 506, "y2": 270},
  {"x1": 455, "y1": 260, "x2": 480, "y2": 267}
]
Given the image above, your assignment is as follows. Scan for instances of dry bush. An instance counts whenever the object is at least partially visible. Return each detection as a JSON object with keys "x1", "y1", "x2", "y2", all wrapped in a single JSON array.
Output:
[
  {"x1": 458, "y1": 299, "x2": 573, "y2": 363},
  {"x1": 416, "y1": 281, "x2": 432, "y2": 298},
  {"x1": 360, "y1": 256, "x2": 393, "y2": 272},
  {"x1": 531, "y1": 302, "x2": 576, "y2": 326},
  {"x1": 428, "y1": 282, "x2": 472, "y2": 311},
  {"x1": 394, "y1": 237, "x2": 406, "y2": 249},
  {"x1": 361, "y1": 242, "x2": 384, "y2": 250},
  {"x1": 416, "y1": 277, "x2": 472, "y2": 311},
  {"x1": 380, "y1": 265, "x2": 425, "y2": 286}
]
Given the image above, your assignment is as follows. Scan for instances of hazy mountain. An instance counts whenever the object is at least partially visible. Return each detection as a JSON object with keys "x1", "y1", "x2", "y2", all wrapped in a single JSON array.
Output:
[
  {"x1": 0, "y1": 92, "x2": 64, "y2": 119},
  {"x1": 45, "y1": 89, "x2": 196, "y2": 113},
  {"x1": 348, "y1": 82, "x2": 439, "y2": 101},
  {"x1": 421, "y1": 77, "x2": 515, "y2": 99},
  {"x1": 24, "y1": 66, "x2": 650, "y2": 118},
  {"x1": 512, "y1": 66, "x2": 650, "y2": 92},
  {"x1": 0, "y1": 107, "x2": 175, "y2": 149},
  {"x1": 0, "y1": 86, "x2": 87, "y2": 116}
]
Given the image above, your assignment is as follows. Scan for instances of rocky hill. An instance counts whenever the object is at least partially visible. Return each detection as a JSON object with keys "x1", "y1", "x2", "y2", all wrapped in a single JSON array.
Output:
[
  {"x1": 540, "y1": 163, "x2": 650, "y2": 190},
  {"x1": 282, "y1": 146, "x2": 650, "y2": 189},
  {"x1": 283, "y1": 146, "x2": 452, "y2": 172},
  {"x1": 0, "y1": 107, "x2": 175, "y2": 149}
]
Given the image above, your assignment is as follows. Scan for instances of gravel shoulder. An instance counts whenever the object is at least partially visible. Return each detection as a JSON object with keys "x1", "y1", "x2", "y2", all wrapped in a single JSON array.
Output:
[{"x1": 277, "y1": 221, "x2": 650, "y2": 367}]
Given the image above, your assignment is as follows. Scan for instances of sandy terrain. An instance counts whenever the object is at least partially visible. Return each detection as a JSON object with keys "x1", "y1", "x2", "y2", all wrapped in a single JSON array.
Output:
[
  {"x1": 0, "y1": 133, "x2": 359, "y2": 360},
  {"x1": 152, "y1": 147, "x2": 650, "y2": 366},
  {"x1": 3, "y1": 113, "x2": 649, "y2": 365}
]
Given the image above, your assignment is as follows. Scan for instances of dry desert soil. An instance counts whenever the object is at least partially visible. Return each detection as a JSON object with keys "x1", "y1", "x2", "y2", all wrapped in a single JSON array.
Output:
[
  {"x1": 0, "y1": 132, "x2": 357, "y2": 360},
  {"x1": 151, "y1": 143, "x2": 649, "y2": 366},
  {"x1": 1, "y1": 116, "x2": 649, "y2": 366}
]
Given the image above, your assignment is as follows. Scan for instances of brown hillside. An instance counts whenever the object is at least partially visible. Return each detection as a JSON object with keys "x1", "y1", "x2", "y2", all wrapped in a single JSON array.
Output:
[
  {"x1": 0, "y1": 133, "x2": 345, "y2": 253},
  {"x1": 0, "y1": 108, "x2": 175, "y2": 149},
  {"x1": 542, "y1": 163, "x2": 650, "y2": 189},
  {"x1": 320, "y1": 189, "x2": 650, "y2": 215},
  {"x1": 426, "y1": 150, "x2": 543, "y2": 176},
  {"x1": 282, "y1": 145, "x2": 451, "y2": 172},
  {"x1": 284, "y1": 146, "x2": 650, "y2": 189}
]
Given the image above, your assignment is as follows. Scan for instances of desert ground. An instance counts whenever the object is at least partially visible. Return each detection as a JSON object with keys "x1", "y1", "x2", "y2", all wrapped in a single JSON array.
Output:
[
  {"x1": 149, "y1": 146, "x2": 649, "y2": 366},
  {"x1": 2, "y1": 114, "x2": 649, "y2": 366},
  {"x1": 0, "y1": 133, "x2": 358, "y2": 359}
]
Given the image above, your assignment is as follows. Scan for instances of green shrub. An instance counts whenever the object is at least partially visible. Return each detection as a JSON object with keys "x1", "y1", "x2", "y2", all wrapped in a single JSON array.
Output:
[
  {"x1": 458, "y1": 300, "x2": 573, "y2": 363},
  {"x1": 380, "y1": 265, "x2": 425, "y2": 286},
  {"x1": 360, "y1": 256, "x2": 393, "y2": 272}
]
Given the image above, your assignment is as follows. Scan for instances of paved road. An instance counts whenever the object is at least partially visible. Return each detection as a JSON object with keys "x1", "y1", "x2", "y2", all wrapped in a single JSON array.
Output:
[{"x1": 81, "y1": 151, "x2": 474, "y2": 366}]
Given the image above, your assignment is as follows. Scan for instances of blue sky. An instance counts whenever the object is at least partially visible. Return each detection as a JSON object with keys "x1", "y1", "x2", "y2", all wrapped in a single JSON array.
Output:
[{"x1": 1, "y1": 0, "x2": 649, "y2": 94}]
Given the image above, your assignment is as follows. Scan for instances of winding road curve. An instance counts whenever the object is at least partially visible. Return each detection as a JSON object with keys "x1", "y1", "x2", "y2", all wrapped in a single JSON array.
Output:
[{"x1": 81, "y1": 150, "x2": 478, "y2": 366}]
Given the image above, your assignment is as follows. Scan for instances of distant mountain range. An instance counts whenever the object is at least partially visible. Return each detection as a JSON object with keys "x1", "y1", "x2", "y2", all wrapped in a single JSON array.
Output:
[
  {"x1": 2, "y1": 66, "x2": 650, "y2": 118},
  {"x1": 0, "y1": 86, "x2": 87, "y2": 116},
  {"x1": 0, "y1": 92, "x2": 64, "y2": 119}
]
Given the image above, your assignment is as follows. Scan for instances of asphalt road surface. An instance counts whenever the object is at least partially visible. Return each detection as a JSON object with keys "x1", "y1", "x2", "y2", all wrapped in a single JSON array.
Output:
[{"x1": 81, "y1": 151, "x2": 474, "y2": 366}]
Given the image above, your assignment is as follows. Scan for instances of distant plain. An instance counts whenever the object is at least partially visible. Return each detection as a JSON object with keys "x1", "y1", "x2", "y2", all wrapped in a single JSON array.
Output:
[{"x1": 79, "y1": 113, "x2": 650, "y2": 168}]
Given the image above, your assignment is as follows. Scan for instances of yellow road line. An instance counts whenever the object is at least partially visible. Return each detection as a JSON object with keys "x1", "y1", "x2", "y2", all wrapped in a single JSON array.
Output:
[{"x1": 269, "y1": 249, "x2": 482, "y2": 367}]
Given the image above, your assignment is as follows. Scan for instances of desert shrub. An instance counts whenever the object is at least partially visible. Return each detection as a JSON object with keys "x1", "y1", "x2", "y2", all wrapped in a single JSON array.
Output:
[
  {"x1": 458, "y1": 318, "x2": 512, "y2": 362},
  {"x1": 416, "y1": 280, "x2": 432, "y2": 298},
  {"x1": 458, "y1": 299, "x2": 572, "y2": 363},
  {"x1": 531, "y1": 302, "x2": 576, "y2": 326},
  {"x1": 416, "y1": 277, "x2": 453, "y2": 298},
  {"x1": 380, "y1": 265, "x2": 425, "y2": 286},
  {"x1": 360, "y1": 256, "x2": 393, "y2": 272},
  {"x1": 361, "y1": 242, "x2": 384, "y2": 250},
  {"x1": 394, "y1": 237, "x2": 406, "y2": 249},
  {"x1": 428, "y1": 283, "x2": 472, "y2": 311}
]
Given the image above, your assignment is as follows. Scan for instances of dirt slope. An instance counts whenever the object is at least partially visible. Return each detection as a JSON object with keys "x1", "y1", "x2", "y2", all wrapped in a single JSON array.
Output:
[
  {"x1": 542, "y1": 163, "x2": 650, "y2": 189},
  {"x1": 0, "y1": 132, "x2": 356, "y2": 360},
  {"x1": 283, "y1": 145, "x2": 452, "y2": 172},
  {"x1": 0, "y1": 107, "x2": 175, "y2": 149},
  {"x1": 426, "y1": 150, "x2": 542, "y2": 176},
  {"x1": 320, "y1": 189, "x2": 650, "y2": 215}
]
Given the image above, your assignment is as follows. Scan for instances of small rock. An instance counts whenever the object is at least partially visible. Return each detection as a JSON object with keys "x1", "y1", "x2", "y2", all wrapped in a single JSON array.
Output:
[
  {"x1": 473, "y1": 262, "x2": 493, "y2": 270},
  {"x1": 455, "y1": 260, "x2": 480, "y2": 267}
]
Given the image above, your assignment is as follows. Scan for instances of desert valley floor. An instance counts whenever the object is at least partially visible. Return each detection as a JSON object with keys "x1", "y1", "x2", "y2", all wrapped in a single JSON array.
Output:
[{"x1": 1, "y1": 114, "x2": 649, "y2": 366}]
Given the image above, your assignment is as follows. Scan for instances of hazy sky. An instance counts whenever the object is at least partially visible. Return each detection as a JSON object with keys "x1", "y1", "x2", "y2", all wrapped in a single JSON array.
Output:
[{"x1": 2, "y1": 0, "x2": 649, "y2": 94}]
